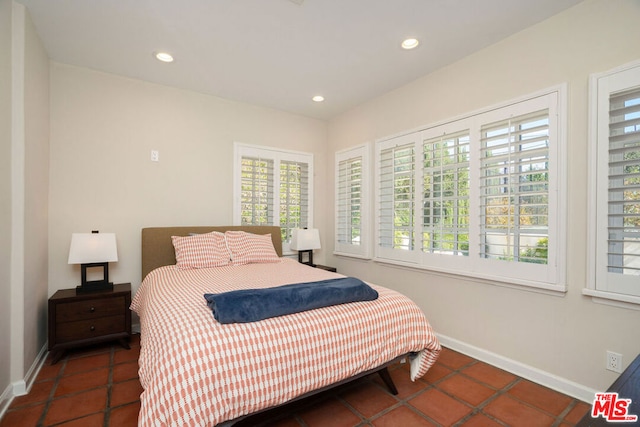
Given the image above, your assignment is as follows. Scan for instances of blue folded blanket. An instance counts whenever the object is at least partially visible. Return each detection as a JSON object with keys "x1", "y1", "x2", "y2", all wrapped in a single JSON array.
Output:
[{"x1": 204, "y1": 277, "x2": 378, "y2": 324}]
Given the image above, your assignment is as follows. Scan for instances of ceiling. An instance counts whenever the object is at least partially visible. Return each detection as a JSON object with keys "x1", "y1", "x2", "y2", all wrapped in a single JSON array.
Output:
[{"x1": 17, "y1": 0, "x2": 583, "y2": 120}]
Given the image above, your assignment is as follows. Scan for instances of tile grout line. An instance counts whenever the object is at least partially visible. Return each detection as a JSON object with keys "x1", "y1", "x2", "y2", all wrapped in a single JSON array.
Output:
[
  {"x1": 552, "y1": 399, "x2": 584, "y2": 427},
  {"x1": 36, "y1": 355, "x2": 67, "y2": 427},
  {"x1": 104, "y1": 346, "x2": 115, "y2": 427}
]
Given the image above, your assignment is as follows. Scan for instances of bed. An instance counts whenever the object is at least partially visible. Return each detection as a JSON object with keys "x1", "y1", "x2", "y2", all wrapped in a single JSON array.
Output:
[{"x1": 132, "y1": 225, "x2": 441, "y2": 426}]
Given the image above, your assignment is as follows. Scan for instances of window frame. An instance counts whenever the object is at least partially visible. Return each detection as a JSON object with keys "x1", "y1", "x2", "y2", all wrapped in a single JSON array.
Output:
[
  {"x1": 586, "y1": 60, "x2": 640, "y2": 307},
  {"x1": 374, "y1": 87, "x2": 567, "y2": 292},
  {"x1": 233, "y1": 142, "x2": 314, "y2": 254},
  {"x1": 334, "y1": 144, "x2": 372, "y2": 259}
]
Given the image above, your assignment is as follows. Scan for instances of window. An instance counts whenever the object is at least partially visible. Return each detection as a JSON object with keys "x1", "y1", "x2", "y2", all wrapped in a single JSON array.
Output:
[
  {"x1": 423, "y1": 131, "x2": 470, "y2": 256},
  {"x1": 280, "y1": 160, "x2": 310, "y2": 238},
  {"x1": 335, "y1": 144, "x2": 371, "y2": 259},
  {"x1": 234, "y1": 143, "x2": 313, "y2": 252},
  {"x1": 378, "y1": 134, "x2": 419, "y2": 262},
  {"x1": 588, "y1": 61, "x2": 640, "y2": 304},
  {"x1": 239, "y1": 157, "x2": 274, "y2": 226},
  {"x1": 480, "y1": 111, "x2": 550, "y2": 265},
  {"x1": 375, "y1": 89, "x2": 565, "y2": 290}
]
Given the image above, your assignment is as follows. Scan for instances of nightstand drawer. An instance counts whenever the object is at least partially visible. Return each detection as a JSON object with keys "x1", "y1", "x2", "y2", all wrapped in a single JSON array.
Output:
[
  {"x1": 56, "y1": 296, "x2": 126, "y2": 322},
  {"x1": 56, "y1": 315, "x2": 126, "y2": 343}
]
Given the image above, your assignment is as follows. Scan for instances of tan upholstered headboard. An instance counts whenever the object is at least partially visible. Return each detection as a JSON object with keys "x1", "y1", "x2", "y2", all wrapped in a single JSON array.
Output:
[{"x1": 141, "y1": 226, "x2": 283, "y2": 281}]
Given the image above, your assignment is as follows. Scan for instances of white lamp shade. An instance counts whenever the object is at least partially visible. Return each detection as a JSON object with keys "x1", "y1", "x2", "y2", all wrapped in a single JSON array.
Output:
[
  {"x1": 290, "y1": 228, "x2": 321, "y2": 251},
  {"x1": 68, "y1": 233, "x2": 118, "y2": 264}
]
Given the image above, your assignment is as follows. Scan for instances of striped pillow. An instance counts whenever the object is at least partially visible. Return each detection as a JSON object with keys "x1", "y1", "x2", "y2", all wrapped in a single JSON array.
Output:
[
  {"x1": 225, "y1": 231, "x2": 280, "y2": 265},
  {"x1": 171, "y1": 232, "x2": 231, "y2": 269}
]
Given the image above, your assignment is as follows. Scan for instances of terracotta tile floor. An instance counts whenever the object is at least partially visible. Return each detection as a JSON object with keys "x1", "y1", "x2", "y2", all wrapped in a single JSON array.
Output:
[{"x1": 1, "y1": 336, "x2": 591, "y2": 426}]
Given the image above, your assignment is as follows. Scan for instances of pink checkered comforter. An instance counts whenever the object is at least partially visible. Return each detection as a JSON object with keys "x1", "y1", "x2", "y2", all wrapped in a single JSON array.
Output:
[{"x1": 131, "y1": 258, "x2": 441, "y2": 426}]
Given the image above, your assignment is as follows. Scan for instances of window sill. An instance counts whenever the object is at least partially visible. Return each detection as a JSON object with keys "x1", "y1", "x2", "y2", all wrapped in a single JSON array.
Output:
[
  {"x1": 333, "y1": 251, "x2": 371, "y2": 260},
  {"x1": 582, "y1": 289, "x2": 640, "y2": 311},
  {"x1": 373, "y1": 257, "x2": 567, "y2": 296}
]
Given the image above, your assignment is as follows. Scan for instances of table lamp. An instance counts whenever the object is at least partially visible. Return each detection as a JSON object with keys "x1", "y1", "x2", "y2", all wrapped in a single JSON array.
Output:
[
  {"x1": 68, "y1": 231, "x2": 118, "y2": 292},
  {"x1": 290, "y1": 228, "x2": 321, "y2": 267}
]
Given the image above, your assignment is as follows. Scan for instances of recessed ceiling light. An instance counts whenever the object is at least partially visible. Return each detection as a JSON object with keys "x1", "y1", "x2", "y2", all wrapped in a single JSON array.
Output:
[
  {"x1": 312, "y1": 95, "x2": 324, "y2": 102},
  {"x1": 401, "y1": 38, "x2": 419, "y2": 50},
  {"x1": 155, "y1": 52, "x2": 174, "y2": 63}
]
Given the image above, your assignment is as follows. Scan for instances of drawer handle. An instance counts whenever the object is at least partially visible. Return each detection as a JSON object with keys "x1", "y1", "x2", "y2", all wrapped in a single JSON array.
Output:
[
  {"x1": 89, "y1": 307, "x2": 95, "y2": 313},
  {"x1": 90, "y1": 325, "x2": 95, "y2": 331}
]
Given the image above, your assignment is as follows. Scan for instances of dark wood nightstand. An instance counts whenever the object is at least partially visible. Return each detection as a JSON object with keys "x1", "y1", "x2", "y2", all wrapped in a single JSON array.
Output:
[
  {"x1": 314, "y1": 264, "x2": 337, "y2": 273},
  {"x1": 48, "y1": 283, "x2": 132, "y2": 364}
]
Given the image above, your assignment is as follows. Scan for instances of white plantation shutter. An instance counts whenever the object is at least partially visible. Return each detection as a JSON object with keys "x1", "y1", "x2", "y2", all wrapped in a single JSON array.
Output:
[
  {"x1": 335, "y1": 145, "x2": 371, "y2": 258},
  {"x1": 234, "y1": 143, "x2": 313, "y2": 250},
  {"x1": 378, "y1": 138, "x2": 417, "y2": 262},
  {"x1": 480, "y1": 110, "x2": 550, "y2": 265},
  {"x1": 422, "y1": 131, "x2": 470, "y2": 256},
  {"x1": 240, "y1": 157, "x2": 274, "y2": 226},
  {"x1": 280, "y1": 160, "x2": 309, "y2": 241},
  {"x1": 337, "y1": 157, "x2": 362, "y2": 245},
  {"x1": 607, "y1": 88, "x2": 640, "y2": 277},
  {"x1": 588, "y1": 62, "x2": 640, "y2": 300}
]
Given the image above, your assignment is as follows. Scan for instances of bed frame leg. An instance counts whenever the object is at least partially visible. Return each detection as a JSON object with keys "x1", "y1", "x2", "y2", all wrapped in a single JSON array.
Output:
[{"x1": 377, "y1": 367, "x2": 398, "y2": 395}]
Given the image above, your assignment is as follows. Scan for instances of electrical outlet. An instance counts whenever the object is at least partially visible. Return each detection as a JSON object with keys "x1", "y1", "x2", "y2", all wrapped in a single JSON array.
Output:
[
  {"x1": 151, "y1": 150, "x2": 159, "y2": 162},
  {"x1": 606, "y1": 351, "x2": 623, "y2": 373}
]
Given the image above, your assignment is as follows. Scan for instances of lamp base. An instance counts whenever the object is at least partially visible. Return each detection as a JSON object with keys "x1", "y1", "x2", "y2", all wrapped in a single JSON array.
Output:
[
  {"x1": 297, "y1": 250, "x2": 315, "y2": 267},
  {"x1": 77, "y1": 262, "x2": 113, "y2": 293},
  {"x1": 76, "y1": 281, "x2": 114, "y2": 293}
]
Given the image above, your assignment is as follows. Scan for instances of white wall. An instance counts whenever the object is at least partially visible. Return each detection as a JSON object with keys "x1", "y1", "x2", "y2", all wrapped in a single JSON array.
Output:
[
  {"x1": 0, "y1": 0, "x2": 49, "y2": 412},
  {"x1": 327, "y1": 0, "x2": 640, "y2": 393},
  {"x1": 0, "y1": 0, "x2": 14, "y2": 405},
  {"x1": 22, "y1": 3, "x2": 49, "y2": 373},
  {"x1": 48, "y1": 64, "x2": 328, "y2": 302}
]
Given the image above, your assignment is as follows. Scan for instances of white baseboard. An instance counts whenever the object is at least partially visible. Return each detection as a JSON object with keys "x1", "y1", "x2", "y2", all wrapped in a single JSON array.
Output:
[
  {"x1": 0, "y1": 383, "x2": 12, "y2": 422},
  {"x1": 20, "y1": 343, "x2": 48, "y2": 395},
  {"x1": 436, "y1": 333, "x2": 597, "y2": 403},
  {"x1": 0, "y1": 342, "x2": 49, "y2": 420}
]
